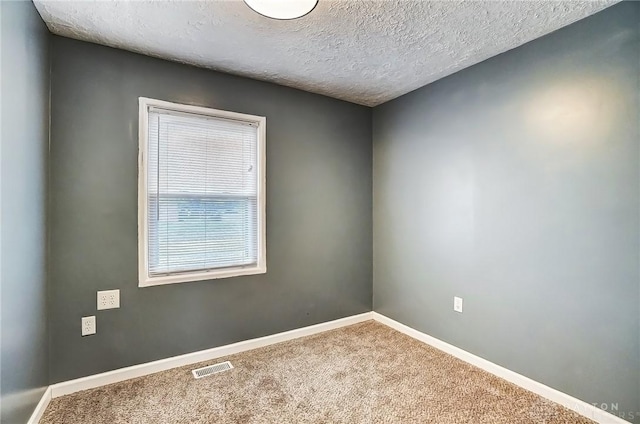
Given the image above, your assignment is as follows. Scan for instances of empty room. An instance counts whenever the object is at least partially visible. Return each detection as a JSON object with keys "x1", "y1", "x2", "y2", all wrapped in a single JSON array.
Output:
[{"x1": 1, "y1": 0, "x2": 638, "y2": 423}]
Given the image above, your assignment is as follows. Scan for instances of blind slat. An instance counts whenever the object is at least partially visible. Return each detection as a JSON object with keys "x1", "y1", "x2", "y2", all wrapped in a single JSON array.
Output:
[{"x1": 147, "y1": 109, "x2": 259, "y2": 276}]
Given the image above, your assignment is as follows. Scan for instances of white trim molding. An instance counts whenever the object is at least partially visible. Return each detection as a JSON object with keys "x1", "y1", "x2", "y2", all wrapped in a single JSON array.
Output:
[
  {"x1": 30, "y1": 312, "x2": 628, "y2": 424},
  {"x1": 50, "y1": 312, "x2": 373, "y2": 398},
  {"x1": 371, "y1": 312, "x2": 630, "y2": 424},
  {"x1": 26, "y1": 387, "x2": 51, "y2": 424},
  {"x1": 137, "y1": 97, "x2": 267, "y2": 288}
]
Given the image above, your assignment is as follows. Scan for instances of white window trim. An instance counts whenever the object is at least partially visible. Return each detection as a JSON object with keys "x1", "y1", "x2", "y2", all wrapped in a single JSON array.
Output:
[{"x1": 138, "y1": 97, "x2": 266, "y2": 288}]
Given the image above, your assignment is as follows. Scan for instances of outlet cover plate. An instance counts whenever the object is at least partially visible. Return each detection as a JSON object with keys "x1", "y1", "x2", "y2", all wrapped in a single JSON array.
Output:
[
  {"x1": 454, "y1": 296, "x2": 463, "y2": 313},
  {"x1": 97, "y1": 289, "x2": 120, "y2": 310},
  {"x1": 82, "y1": 316, "x2": 96, "y2": 336}
]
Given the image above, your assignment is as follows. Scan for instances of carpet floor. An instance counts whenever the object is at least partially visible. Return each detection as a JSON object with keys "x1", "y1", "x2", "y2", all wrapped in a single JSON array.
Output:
[{"x1": 40, "y1": 321, "x2": 594, "y2": 424}]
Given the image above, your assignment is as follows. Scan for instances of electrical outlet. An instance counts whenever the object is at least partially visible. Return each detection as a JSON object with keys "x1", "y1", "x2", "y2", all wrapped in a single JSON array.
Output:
[
  {"x1": 82, "y1": 316, "x2": 96, "y2": 336},
  {"x1": 453, "y1": 296, "x2": 463, "y2": 313},
  {"x1": 97, "y1": 289, "x2": 120, "y2": 310}
]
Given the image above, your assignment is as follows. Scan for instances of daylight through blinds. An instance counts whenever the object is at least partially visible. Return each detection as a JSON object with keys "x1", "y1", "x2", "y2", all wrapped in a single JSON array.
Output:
[{"x1": 147, "y1": 107, "x2": 259, "y2": 276}]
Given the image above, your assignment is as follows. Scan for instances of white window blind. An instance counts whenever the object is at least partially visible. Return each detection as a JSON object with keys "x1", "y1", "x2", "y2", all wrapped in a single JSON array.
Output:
[{"x1": 145, "y1": 105, "x2": 260, "y2": 279}]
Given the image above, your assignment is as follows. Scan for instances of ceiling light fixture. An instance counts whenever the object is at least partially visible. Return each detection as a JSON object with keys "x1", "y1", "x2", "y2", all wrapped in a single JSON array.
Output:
[{"x1": 244, "y1": 0, "x2": 318, "y2": 20}]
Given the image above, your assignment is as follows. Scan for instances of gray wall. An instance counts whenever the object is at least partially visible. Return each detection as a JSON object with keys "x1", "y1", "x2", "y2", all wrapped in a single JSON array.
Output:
[
  {"x1": 373, "y1": 2, "x2": 639, "y2": 422},
  {"x1": 48, "y1": 36, "x2": 372, "y2": 383},
  {"x1": 0, "y1": 1, "x2": 50, "y2": 423}
]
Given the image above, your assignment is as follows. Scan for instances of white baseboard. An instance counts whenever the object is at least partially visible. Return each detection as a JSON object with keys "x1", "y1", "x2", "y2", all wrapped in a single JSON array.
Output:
[
  {"x1": 50, "y1": 312, "x2": 374, "y2": 398},
  {"x1": 33, "y1": 311, "x2": 627, "y2": 424},
  {"x1": 371, "y1": 312, "x2": 629, "y2": 424},
  {"x1": 26, "y1": 387, "x2": 51, "y2": 424}
]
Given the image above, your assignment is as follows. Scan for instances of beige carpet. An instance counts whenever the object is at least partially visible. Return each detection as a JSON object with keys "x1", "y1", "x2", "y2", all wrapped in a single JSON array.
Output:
[{"x1": 41, "y1": 321, "x2": 594, "y2": 424}]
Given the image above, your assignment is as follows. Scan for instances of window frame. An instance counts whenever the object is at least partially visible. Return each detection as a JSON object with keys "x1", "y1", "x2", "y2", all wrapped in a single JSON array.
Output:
[{"x1": 138, "y1": 97, "x2": 266, "y2": 288}]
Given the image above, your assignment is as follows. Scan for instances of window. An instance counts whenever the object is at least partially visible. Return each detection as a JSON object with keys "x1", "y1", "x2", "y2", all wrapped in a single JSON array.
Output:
[{"x1": 138, "y1": 98, "x2": 266, "y2": 287}]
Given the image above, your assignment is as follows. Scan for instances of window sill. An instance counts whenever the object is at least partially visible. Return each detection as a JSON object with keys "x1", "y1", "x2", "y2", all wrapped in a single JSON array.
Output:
[{"x1": 139, "y1": 265, "x2": 266, "y2": 288}]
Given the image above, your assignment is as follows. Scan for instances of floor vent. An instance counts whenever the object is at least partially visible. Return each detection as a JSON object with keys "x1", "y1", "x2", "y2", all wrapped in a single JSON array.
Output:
[{"x1": 192, "y1": 361, "x2": 233, "y2": 379}]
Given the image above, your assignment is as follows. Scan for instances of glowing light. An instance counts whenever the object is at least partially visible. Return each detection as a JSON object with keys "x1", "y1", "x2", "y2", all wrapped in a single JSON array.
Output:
[
  {"x1": 244, "y1": 0, "x2": 318, "y2": 20},
  {"x1": 525, "y1": 76, "x2": 622, "y2": 144}
]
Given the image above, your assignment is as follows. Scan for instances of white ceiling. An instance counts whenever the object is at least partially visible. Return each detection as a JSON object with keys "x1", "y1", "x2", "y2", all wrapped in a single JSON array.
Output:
[{"x1": 34, "y1": 0, "x2": 616, "y2": 107}]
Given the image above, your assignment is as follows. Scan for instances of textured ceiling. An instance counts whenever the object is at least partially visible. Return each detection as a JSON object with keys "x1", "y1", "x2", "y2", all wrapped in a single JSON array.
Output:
[{"x1": 34, "y1": 0, "x2": 616, "y2": 106}]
